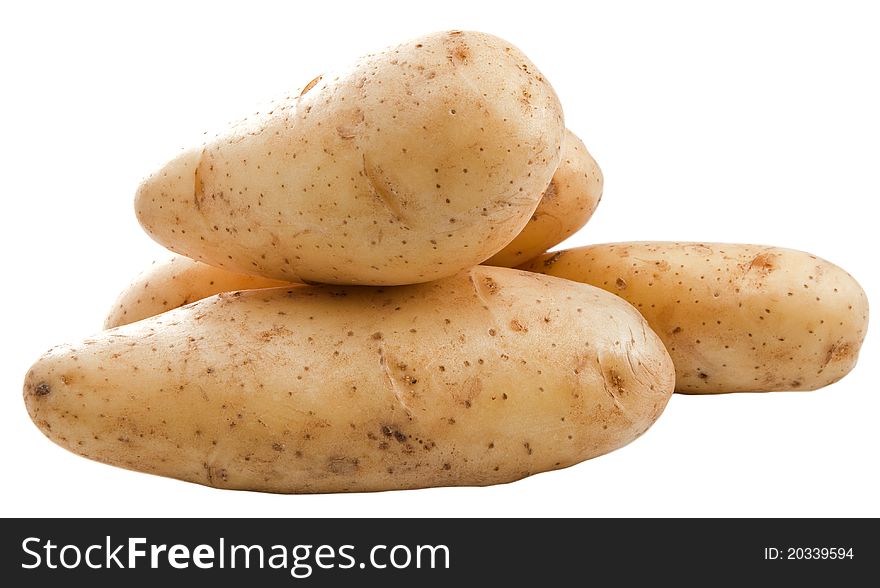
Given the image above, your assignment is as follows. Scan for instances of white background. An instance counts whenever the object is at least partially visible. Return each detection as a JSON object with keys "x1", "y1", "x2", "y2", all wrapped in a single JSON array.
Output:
[{"x1": 1, "y1": 0, "x2": 877, "y2": 517}]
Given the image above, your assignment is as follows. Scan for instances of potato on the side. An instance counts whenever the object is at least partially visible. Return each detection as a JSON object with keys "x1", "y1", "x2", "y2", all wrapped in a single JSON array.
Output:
[
  {"x1": 520, "y1": 243, "x2": 868, "y2": 393},
  {"x1": 105, "y1": 255, "x2": 290, "y2": 328},
  {"x1": 25, "y1": 267, "x2": 673, "y2": 493},
  {"x1": 135, "y1": 31, "x2": 564, "y2": 286},
  {"x1": 485, "y1": 129, "x2": 603, "y2": 267}
]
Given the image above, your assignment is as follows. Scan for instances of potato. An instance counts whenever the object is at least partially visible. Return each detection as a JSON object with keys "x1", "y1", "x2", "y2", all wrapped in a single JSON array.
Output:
[
  {"x1": 105, "y1": 255, "x2": 290, "y2": 328},
  {"x1": 24, "y1": 267, "x2": 673, "y2": 493},
  {"x1": 485, "y1": 129, "x2": 603, "y2": 267},
  {"x1": 520, "y1": 243, "x2": 868, "y2": 393},
  {"x1": 135, "y1": 31, "x2": 564, "y2": 286},
  {"x1": 109, "y1": 132, "x2": 599, "y2": 327}
]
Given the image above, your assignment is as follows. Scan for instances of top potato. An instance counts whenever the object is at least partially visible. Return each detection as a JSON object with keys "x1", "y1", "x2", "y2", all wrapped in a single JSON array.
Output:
[{"x1": 136, "y1": 31, "x2": 564, "y2": 285}]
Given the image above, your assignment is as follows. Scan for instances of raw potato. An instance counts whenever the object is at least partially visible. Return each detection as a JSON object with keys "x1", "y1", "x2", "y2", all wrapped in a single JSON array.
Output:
[
  {"x1": 105, "y1": 255, "x2": 290, "y2": 328},
  {"x1": 24, "y1": 267, "x2": 673, "y2": 493},
  {"x1": 485, "y1": 129, "x2": 603, "y2": 267},
  {"x1": 108, "y1": 133, "x2": 600, "y2": 327},
  {"x1": 135, "y1": 31, "x2": 564, "y2": 285},
  {"x1": 519, "y1": 243, "x2": 869, "y2": 393}
]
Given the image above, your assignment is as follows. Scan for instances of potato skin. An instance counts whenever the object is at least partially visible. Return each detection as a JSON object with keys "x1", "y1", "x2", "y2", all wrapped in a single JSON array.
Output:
[
  {"x1": 105, "y1": 255, "x2": 290, "y2": 328},
  {"x1": 135, "y1": 31, "x2": 564, "y2": 285},
  {"x1": 520, "y1": 243, "x2": 869, "y2": 393},
  {"x1": 110, "y1": 131, "x2": 598, "y2": 327},
  {"x1": 485, "y1": 129, "x2": 603, "y2": 267},
  {"x1": 25, "y1": 267, "x2": 673, "y2": 493}
]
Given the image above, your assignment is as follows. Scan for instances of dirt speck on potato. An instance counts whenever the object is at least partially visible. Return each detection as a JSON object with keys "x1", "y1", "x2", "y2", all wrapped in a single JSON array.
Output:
[{"x1": 33, "y1": 382, "x2": 52, "y2": 397}]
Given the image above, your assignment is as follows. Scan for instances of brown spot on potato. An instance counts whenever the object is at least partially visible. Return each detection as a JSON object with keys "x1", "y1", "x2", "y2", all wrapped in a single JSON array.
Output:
[
  {"x1": 336, "y1": 108, "x2": 365, "y2": 139},
  {"x1": 327, "y1": 457, "x2": 359, "y2": 474},
  {"x1": 363, "y1": 156, "x2": 410, "y2": 224},
  {"x1": 823, "y1": 341, "x2": 853, "y2": 367},
  {"x1": 204, "y1": 464, "x2": 228, "y2": 485},
  {"x1": 608, "y1": 370, "x2": 626, "y2": 396},
  {"x1": 259, "y1": 325, "x2": 292, "y2": 341},
  {"x1": 509, "y1": 319, "x2": 527, "y2": 333},
  {"x1": 33, "y1": 382, "x2": 51, "y2": 396},
  {"x1": 381, "y1": 425, "x2": 408, "y2": 443},
  {"x1": 336, "y1": 127, "x2": 356, "y2": 139},
  {"x1": 541, "y1": 179, "x2": 558, "y2": 203},
  {"x1": 543, "y1": 251, "x2": 564, "y2": 267},
  {"x1": 192, "y1": 162, "x2": 208, "y2": 212},
  {"x1": 615, "y1": 277, "x2": 627, "y2": 290},
  {"x1": 446, "y1": 40, "x2": 470, "y2": 65},
  {"x1": 453, "y1": 377, "x2": 483, "y2": 408},
  {"x1": 470, "y1": 271, "x2": 501, "y2": 306},
  {"x1": 747, "y1": 252, "x2": 778, "y2": 274},
  {"x1": 300, "y1": 74, "x2": 323, "y2": 96}
]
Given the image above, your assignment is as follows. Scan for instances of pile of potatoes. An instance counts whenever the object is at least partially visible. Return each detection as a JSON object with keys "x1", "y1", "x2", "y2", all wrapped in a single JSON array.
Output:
[{"x1": 24, "y1": 31, "x2": 867, "y2": 493}]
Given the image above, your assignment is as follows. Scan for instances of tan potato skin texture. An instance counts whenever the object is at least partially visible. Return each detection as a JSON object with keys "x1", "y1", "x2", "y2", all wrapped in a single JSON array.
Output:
[
  {"x1": 24, "y1": 267, "x2": 673, "y2": 493},
  {"x1": 520, "y1": 243, "x2": 869, "y2": 393},
  {"x1": 485, "y1": 129, "x2": 603, "y2": 267},
  {"x1": 105, "y1": 255, "x2": 290, "y2": 328},
  {"x1": 109, "y1": 134, "x2": 598, "y2": 327},
  {"x1": 135, "y1": 31, "x2": 564, "y2": 285}
]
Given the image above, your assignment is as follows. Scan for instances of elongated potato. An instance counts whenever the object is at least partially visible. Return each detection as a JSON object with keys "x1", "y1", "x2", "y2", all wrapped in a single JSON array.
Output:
[
  {"x1": 109, "y1": 133, "x2": 599, "y2": 327},
  {"x1": 520, "y1": 243, "x2": 868, "y2": 393},
  {"x1": 135, "y1": 31, "x2": 564, "y2": 286},
  {"x1": 485, "y1": 129, "x2": 603, "y2": 267},
  {"x1": 25, "y1": 267, "x2": 673, "y2": 493},
  {"x1": 105, "y1": 255, "x2": 290, "y2": 328}
]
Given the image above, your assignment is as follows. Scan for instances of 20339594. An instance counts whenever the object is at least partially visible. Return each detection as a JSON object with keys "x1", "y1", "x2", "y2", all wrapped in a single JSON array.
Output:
[{"x1": 764, "y1": 547, "x2": 854, "y2": 560}]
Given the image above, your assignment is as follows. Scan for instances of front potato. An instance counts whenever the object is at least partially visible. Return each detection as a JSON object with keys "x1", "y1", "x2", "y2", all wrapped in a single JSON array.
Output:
[
  {"x1": 135, "y1": 31, "x2": 564, "y2": 285},
  {"x1": 25, "y1": 267, "x2": 673, "y2": 493},
  {"x1": 520, "y1": 243, "x2": 869, "y2": 393}
]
